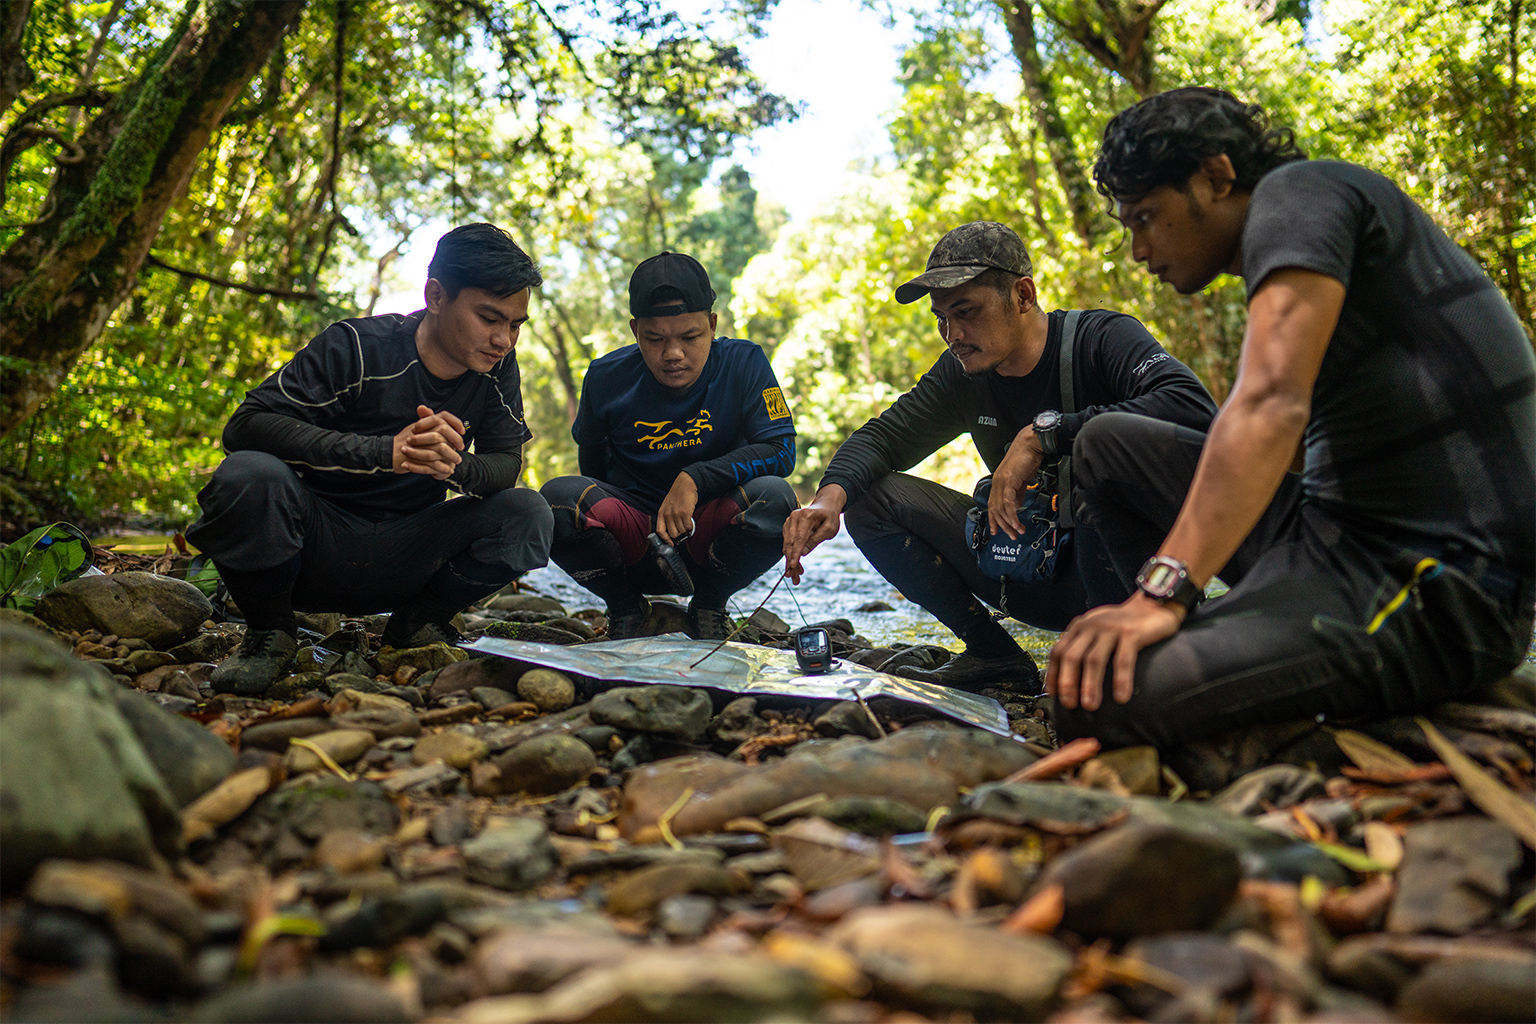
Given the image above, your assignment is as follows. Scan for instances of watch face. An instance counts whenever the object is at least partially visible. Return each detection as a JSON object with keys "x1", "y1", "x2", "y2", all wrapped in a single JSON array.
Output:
[
  {"x1": 1140, "y1": 561, "x2": 1182, "y2": 598},
  {"x1": 1035, "y1": 410, "x2": 1061, "y2": 430}
]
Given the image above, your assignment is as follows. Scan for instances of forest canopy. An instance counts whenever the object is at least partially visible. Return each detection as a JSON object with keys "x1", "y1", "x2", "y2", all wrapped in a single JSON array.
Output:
[{"x1": 1, "y1": 0, "x2": 1531, "y2": 530}]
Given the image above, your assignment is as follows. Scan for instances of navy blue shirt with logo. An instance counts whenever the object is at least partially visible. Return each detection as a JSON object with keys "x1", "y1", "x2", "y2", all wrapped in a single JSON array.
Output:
[{"x1": 573, "y1": 337, "x2": 796, "y2": 507}]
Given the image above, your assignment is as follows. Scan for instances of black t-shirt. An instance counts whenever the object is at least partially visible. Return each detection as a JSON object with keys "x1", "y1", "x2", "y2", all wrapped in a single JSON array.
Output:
[
  {"x1": 1243, "y1": 160, "x2": 1536, "y2": 576},
  {"x1": 820, "y1": 309, "x2": 1217, "y2": 502},
  {"x1": 573, "y1": 337, "x2": 796, "y2": 506},
  {"x1": 225, "y1": 311, "x2": 532, "y2": 519}
]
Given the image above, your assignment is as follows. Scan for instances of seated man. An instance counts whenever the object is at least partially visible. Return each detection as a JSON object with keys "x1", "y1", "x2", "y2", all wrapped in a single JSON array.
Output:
[
  {"x1": 783, "y1": 222, "x2": 1217, "y2": 691},
  {"x1": 188, "y1": 223, "x2": 554, "y2": 694},
  {"x1": 541, "y1": 251, "x2": 797, "y2": 640},
  {"x1": 1049, "y1": 88, "x2": 1535, "y2": 754}
]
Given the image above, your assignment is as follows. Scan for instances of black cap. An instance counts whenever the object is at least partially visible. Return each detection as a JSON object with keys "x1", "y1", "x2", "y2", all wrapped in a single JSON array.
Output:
[
  {"x1": 629, "y1": 252, "x2": 716, "y2": 318},
  {"x1": 894, "y1": 222, "x2": 1034, "y2": 304}
]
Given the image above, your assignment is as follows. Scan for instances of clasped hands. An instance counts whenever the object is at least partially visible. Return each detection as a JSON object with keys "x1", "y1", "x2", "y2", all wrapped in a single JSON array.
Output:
[{"x1": 393, "y1": 405, "x2": 466, "y2": 480}]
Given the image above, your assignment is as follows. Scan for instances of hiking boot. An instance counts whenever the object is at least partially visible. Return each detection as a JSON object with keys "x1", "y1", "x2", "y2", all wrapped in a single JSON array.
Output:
[
  {"x1": 894, "y1": 649, "x2": 1042, "y2": 695},
  {"x1": 688, "y1": 604, "x2": 735, "y2": 641},
  {"x1": 381, "y1": 618, "x2": 463, "y2": 649},
  {"x1": 605, "y1": 599, "x2": 652, "y2": 640},
  {"x1": 211, "y1": 629, "x2": 298, "y2": 696}
]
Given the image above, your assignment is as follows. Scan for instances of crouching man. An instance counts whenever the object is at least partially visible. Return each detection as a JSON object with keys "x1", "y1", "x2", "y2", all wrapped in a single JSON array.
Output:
[
  {"x1": 541, "y1": 252, "x2": 797, "y2": 640},
  {"x1": 188, "y1": 224, "x2": 555, "y2": 694},
  {"x1": 1049, "y1": 88, "x2": 1535, "y2": 754},
  {"x1": 783, "y1": 222, "x2": 1217, "y2": 691}
]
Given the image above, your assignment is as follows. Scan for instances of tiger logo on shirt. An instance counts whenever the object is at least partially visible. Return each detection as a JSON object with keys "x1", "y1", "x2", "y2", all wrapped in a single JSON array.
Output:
[{"x1": 635, "y1": 410, "x2": 713, "y2": 449}]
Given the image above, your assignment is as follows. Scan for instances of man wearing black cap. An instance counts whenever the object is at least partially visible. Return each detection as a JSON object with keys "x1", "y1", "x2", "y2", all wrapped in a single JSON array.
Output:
[
  {"x1": 541, "y1": 252, "x2": 797, "y2": 639},
  {"x1": 782, "y1": 221, "x2": 1217, "y2": 691}
]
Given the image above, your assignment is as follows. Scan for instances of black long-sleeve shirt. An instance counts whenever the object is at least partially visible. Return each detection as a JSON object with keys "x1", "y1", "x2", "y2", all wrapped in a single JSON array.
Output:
[
  {"x1": 225, "y1": 311, "x2": 530, "y2": 519},
  {"x1": 821, "y1": 309, "x2": 1217, "y2": 503}
]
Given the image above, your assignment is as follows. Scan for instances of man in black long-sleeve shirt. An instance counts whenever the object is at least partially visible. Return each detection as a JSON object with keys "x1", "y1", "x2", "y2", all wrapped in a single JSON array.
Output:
[
  {"x1": 540, "y1": 252, "x2": 797, "y2": 640},
  {"x1": 783, "y1": 222, "x2": 1216, "y2": 691},
  {"x1": 187, "y1": 224, "x2": 554, "y2": 694}
]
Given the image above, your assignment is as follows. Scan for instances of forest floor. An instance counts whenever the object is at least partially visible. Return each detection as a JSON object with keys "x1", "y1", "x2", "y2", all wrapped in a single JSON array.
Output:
[{"x1": 1, "y1": 546, "x2": 1533, "y2": 1023}]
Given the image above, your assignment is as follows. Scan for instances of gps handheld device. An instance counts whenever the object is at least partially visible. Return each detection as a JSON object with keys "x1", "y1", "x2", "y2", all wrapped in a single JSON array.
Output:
[{"x1": 792, "y1": 625, "x2": 832, "y2": 674}]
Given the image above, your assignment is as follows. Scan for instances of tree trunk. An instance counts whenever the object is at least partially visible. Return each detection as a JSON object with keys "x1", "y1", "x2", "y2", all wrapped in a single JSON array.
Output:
[
  {"x1": 999, "y1": 1, "x2": 1102, "y2": 246},
  {"x1": 1, "y1": 0, "x2": 34, "y2": 115},
  {"x1": 0, "y1": 0, "x2": 307, "y2": 438},
  {"x1": 1037, "y1": 0, "x2": 1168, "y2": 98}
]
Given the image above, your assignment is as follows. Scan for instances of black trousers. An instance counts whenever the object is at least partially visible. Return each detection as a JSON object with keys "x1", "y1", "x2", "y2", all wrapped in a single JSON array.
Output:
[
  {"x1": 541, "y1": 474, "x2": 796, "y2": 612},
  {"x1": 187, "y1": 450, "x2": 553, "y2": 615},
  {"x1": 1054, "y1": 412, "x2": 1535, "y2": 749},
  {"x1": 842, "y1": 472, "x2": 1129, "y2": 640}
]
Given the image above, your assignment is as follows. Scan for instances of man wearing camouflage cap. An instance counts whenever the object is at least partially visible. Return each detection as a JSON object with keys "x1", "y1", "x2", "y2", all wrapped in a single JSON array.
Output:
[{"x1": 782, "y1": 222, "x2": 1217, "y2": 692}]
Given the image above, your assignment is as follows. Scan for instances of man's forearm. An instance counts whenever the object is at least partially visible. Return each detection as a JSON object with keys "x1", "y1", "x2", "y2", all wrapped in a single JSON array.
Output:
[{"x1": 223, "y1": 408, "x2": 390, "y2": 473}]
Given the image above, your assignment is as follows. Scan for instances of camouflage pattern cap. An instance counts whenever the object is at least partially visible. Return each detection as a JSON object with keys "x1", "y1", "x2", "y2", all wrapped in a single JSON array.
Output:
[{"x1": 894, "y1": 221, "x2": 1034, "y2": 304}]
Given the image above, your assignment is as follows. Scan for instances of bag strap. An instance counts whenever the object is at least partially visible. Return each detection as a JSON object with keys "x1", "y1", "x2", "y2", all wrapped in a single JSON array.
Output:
[{"x1": 1057, "y1": 310, "x2": 1083, "y2": 528}]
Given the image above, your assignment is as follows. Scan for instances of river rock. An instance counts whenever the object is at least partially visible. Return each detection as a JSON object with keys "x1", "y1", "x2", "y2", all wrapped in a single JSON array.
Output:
[
  {"x1": 1122, "y1": 932, "x2": 1252, "y2": 1015},
  {"x1": 1395, "y1": 952, "x2": 1536, "y2": 1022},
  {"x1": 239, "y1": 777, "x2": 399, "y2": 862},
  {"x1": 111, "y1": 688, "x2": 235, "y2": 807},
  {"x1": 812, "y1": 795, "x2": 928, "y2": 836},
  {"x1": 376, "y1": 642, "x2": 466, "y2": 676},
  {"x1": 240, "y1": 717, "x2": 334, "y2": 751},
  {"x1": 474, "y1": 928, "x2": 640, "y2": 993},
  {"x1": 0, "y1": 623, "x2": 181, "y2": 882},
  {"x1": 166, "y1": 630, "x2": 239, "y2": 663},
  {"x1": 487, "y1": 594, "x2": 566, "y2": 614},
  {"x1": 606, "y1": 861, "x2": 746, "y2": 917},
  {"x1": 518, "y1": 669, "x2": 576, "y2": 712},
  {"x1": 1092, "y1": 745, "x2": 1162, "y2": 796},
  {"x1": 483, "y1": 621, "x2": 587, "y2": 644},
  {"x1": 126, "y1": 650, "x2": 176, "y2": 673},
  {"x1": 455, "y1": 950, "x2": 819, "y2": 1024},
  {"x1": 428, "y1": 657, "x2": 524, "y2": 699},
  {"x1": 495, "y1": 734, "x2": 597, "y2": 795},
  {"x1": 472, "y1": 686, "x2": 518, "y2": 709},
  {"x1": 1386, "y1": 816, "x2": 1521, "y2": 934},
  {"x1": 590, "y1": 685, "x2": 715, "y2": 742},
  {"x1": 267, "y1": 671, "x2": 326, "y2": 702},
  {"x1": 333, "y1": 707, "x2": 421, "y2": 739},
  {"x1": 328, "y1": 688, "x2": 413, "y2": 715},
  {"x1": 1036, "y1": 821, "x2": 1242, "y2": 939},
  {"x1": 830, "y1": 903, "x2": 1072, "y2": 1017},
  {"x1": 656, "y1": 894, "x2": 717, "y2": 939},
  {"x1": 318, "y1": 887, "x2": 445, "y2": 951},
  {"x1": 462, "y1": 818, "x2": 558, "y2": 891},
  {"x1": 323, "y1": 673, "x2": 386, "y2": 695},
  {"x1": 414, "y1": 731, "x2": 489, "y2": 769},
  {"x1": 620, "y1": 728, "x2": 1034, "y2": 841},
  {"x1": 192, "y1": 976, "x2": 411, "y2": 1023},
  {"x1": 812, "y1": 700, "x2": 883, "y2": 739},
  {"x1": 35, "y1": 571, "x2": 213, "y2": 649},
  {"x1": 282, "y1": 729, "x2": 376, "y2": 774},
  {"x1": 28, "y1": 859, "x2": 204, "y2": 946}
]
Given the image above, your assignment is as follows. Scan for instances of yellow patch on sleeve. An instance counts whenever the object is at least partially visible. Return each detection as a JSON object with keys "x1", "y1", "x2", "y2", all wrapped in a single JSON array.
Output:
[{"x1": 762, "y1": 387, "x2": 790, "y2": 420}]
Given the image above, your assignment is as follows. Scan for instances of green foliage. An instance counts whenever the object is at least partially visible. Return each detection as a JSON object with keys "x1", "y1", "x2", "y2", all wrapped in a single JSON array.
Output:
[{"x1": 2, "y1": 0, "x2": 1529, "y2": 523}]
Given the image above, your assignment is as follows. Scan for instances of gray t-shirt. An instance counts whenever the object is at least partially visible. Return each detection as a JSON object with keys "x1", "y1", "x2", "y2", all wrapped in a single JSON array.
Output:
[{"x1": 1243, "y1": 160, "x2": 1535, "y2": 578}]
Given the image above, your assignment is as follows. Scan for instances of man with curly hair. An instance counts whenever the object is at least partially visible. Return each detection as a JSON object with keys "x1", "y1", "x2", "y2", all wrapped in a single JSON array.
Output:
[{"x1": 1048, "y1": 87, "x2": 1535, "y2": 766}]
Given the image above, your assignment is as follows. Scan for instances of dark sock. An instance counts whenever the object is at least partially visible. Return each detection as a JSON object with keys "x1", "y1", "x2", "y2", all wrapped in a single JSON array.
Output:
[
  {"x1": 390, "y1": 552, "x2": 513, "y2": 634},
  {"x1": 218, "y1": 557, "x2": 300, "y2": 635},
  {"x1": 959, "y1": 616, "x2": 1025, "y2": 660}
]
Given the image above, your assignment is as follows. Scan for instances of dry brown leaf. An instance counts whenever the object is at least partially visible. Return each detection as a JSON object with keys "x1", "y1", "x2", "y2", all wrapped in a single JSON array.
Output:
[
  {"x1": 1004, "y1": 737, "x2": 1101, "y2": 783},
  {"x1": 1001, "y1": 883, "x2": 1065, "y2": 935},
  {"x1": 760, "y1": 930, "x2": 870, "y2": 996},
  {"x1": 1332, "y1": 728, "x2": 1417, "y2": 775},
  {"x1": 773, "y1": 817, "x2": 881, "y2": 892},
  {"x1": 1361, "y1": 821, "x2": 1404, "y2": 870},
  {"x1": 1417, "y1": 717, "x2": 1536, "y2": 849}
]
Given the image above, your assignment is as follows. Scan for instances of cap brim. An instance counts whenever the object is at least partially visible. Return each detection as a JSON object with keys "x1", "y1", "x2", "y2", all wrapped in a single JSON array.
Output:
[{"x1": 893, "y1": 264, "x2": 990, "y2": 304}]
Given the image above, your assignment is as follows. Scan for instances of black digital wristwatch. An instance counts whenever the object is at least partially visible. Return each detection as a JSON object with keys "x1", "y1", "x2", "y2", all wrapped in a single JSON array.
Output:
[
  {"x1": 1032, "y1": 409, "x2": 1062, "y2": 456},
  {"x1": 1135, "y1": 555, "x2": 1202, "y2": 612}
]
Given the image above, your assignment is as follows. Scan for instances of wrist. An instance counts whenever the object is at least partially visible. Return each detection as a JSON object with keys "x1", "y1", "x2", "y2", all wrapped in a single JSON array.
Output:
[
  {"x1": 812, "y1": 484, "x2": 847, "y2": 514},
  {"x1": 1134, "y1": 555, "x2": 1202, "y2": 613}
]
